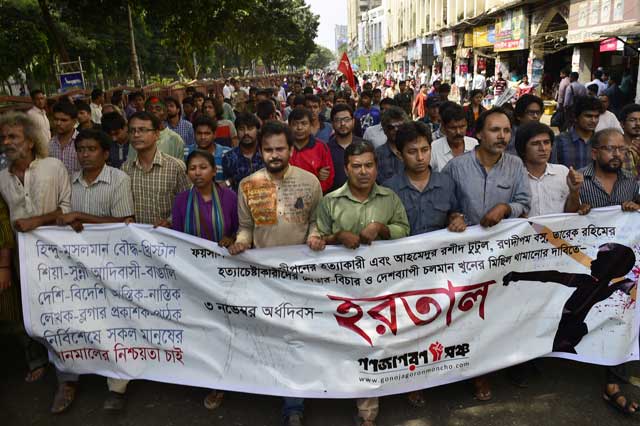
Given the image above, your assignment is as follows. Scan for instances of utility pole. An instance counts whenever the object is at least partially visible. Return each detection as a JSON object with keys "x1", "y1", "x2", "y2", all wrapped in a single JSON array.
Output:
[{"x1": 127, "y1": 2, "x2": 142, "y2": 87}]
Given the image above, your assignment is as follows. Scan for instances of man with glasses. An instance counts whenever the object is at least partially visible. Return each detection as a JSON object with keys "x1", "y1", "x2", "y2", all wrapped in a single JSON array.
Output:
[
  {"x1": 374, "y1": 106, "x2": 409, "y2": 183},
  {"x1": 430, "y1": 103, "x2": 477, "y2": 172},
  {"x1": 576, "y1": 128, "x2": 640, "y2": 416},
  {"x1": 506, "y1": 94, "x2": 543, "y2": 154},
  {"x1": 620, "y1": 104, "x2": 640, "y2": 177},
  {"x1": 552, "y1": 96, "x2": 602, "y2": 169},
  {"x1": 127, "y1": 97, "x2": 185, "y2": 162},
  {"x1": 327, "y1": 104, "x2": 363, "y2": 192}
]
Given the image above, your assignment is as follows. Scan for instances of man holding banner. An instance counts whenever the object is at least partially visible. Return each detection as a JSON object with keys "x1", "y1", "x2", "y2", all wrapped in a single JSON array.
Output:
[
  {"x1": 311, "y1": 139, "x2": 409, "y2": 426},
  {"x1": 228, "y1": 120, "x2": 323, "y2": 426}
]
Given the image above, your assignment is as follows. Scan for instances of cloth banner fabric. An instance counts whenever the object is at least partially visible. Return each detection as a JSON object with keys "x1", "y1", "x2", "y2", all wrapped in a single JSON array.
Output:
[{"x1": 18, "y1": 207, "x2": 640, "y2": 398}]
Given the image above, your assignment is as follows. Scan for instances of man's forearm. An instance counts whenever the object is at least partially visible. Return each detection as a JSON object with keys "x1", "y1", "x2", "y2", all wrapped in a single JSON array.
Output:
[
  {"x1": 564, "y1": 190, "x2": 581, "y2": 213},
  {"x1": 76, "y1": 213, "x2": 134, "y2": 225},
  {"x1": 32, "y1": 208, "x2": 63, "y2": 227}
]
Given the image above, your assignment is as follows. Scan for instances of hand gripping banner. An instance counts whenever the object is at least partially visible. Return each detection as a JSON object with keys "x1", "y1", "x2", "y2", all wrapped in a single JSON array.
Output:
[{"x1": 18, "y1": 207, "x2": 640, "y2": 398}]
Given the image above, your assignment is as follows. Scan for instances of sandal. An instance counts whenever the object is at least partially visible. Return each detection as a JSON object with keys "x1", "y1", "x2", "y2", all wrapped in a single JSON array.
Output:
[
  {"x1": 407, "y1": 390, "x2": 426, "y2": 407},
  {"x1": 51, "y1": 382, "x2": 77, "y2": 414},
  {"x1": 204, "y1": 390, "x2": 224, "y2": 410},
  {"x1": 603, "y1": 388, "x2": 638, "y2": 415},
  {"x1": 473, "y1": 376, "x2": 493, "y2": 401},
  {"x1": 25, "y1": 364, "x2": 47, "y2": 383}
]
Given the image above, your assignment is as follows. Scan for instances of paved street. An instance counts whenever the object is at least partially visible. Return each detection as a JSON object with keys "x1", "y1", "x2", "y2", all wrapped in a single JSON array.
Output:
[{"x1": 2, "y1": 332, "x2": 639, "y2": 426}]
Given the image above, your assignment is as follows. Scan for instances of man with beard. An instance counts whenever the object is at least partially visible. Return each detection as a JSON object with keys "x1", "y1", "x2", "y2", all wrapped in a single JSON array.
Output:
[
  {"x1": 164, "y1": 96, "x2": 195, "y2": 147},
  {"x1": 327, "y1": 104, "x2": 363, "y2": 192},
  {"x1": 228, "y1": 121, "x2": 322, "y2": 426},
  {"x1": 620, "y1": 104, "x2": 640, "y2": 177},
  {"x1": 375, "y1": 106, "x2": 410, "y2": 183},
  {"x1": 430, "y1": 104, "x2": 477, "y2": 172},
  {"x1": 222, "y1": 113, "x2": 264, "y2": 192},
  {"x1": 127, "y1": 97, "x2": 185, "y2": 162}
]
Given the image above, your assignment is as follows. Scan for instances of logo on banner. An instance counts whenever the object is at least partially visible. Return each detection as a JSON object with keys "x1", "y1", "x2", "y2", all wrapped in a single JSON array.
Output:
[{"x1": 357, "y1": 342, "x2": 471, "y2": 374}]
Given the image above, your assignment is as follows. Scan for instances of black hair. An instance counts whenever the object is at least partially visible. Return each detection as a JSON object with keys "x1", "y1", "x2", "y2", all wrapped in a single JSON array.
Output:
[
  {"x1": 344, "y1": 139, "x2": 376, "y2": 166},
  {"x1": 574, "y1": 96, "x2": 603, "y2": 117},
  {"x1": 360, "y1": 90, "x2": 373, "y2": 99},
  {"x1": 192, "y1": 92, "x2": 205, "y2": 100},
  {"x1": 74, "y1": 100, "x2": 91, "y2": 114},
  {"x1": 111, "y1": 90, "x2": 123, "y2": 105},
  {"x1": 570, "y1": 72, "x2": 579, "y2": 80},
  {"x1": 514, "y1": 122, "x2": 555, "y2": 161},
  {"x1": 620, "y1": 104, "x2": 640, "y2": 122},
  {"x1": 330, "y1": 103, "x2": 354, "y2": 121},
  {"x1": 186, "y1": 149, "x2": 216, "y2": 170},
  {"x1": 469, "y1": 89, "x2": 484, "y2": 99},
  {"x1": 587, "y1": 84, "x2": 599, "y2": 94},
  {"x1": 129, "y1": 111, "x2": 160, "y2": 130},
  {"x1": 74, "y1": 128, "x2": 112, "y2": 152},
  {"x1": 439, "y1": 83, "x2": 451, "y2": 93},
  {"x1": 372, "y1": 88, "x2": 382, "y2": 95},
  {"x1": 590, "y1": 128, "x2": 624, "y2": 148},
  {"x1": 260, "y1": 121, "x2": 293, "y2": 147},
  {"x1": 130, "y1": 91, "x2": 145, "y2": 101},
  {"x1": 514, "y1": 94, "x2": 544, "y2": 119},
  {"x1": 52, "y1": 101, "x2": 78, "y2": 119},
  {"x1": 235, "y1": 112, "x2": 261, "y2": 130},
  {"x1": 30, "y1": 89, "x2": 44, "y2": 100},
  {"x1": 91, "y1": 88, "x2": 104, "y2": 101},
  {"x1": 303, "y1": 87, "x2": 313, "y2": 94},
  {"x1": 440, "y1": 103, "x2": 466, "y2": 126},
  {"x1": 101, "y1": 112, "x2": 126, "y2": 133},
  {"x1": 379, "y1": 98, "x2": 397, "y2": 107},
  {"x1": 192, "y1": 115, "x2": 218, "y2": 133},
  {"x1": 288, "y1": 107, "x2": 313, "y2": 124},
  {"x1": 381, "y1": 106, "x2": 407, "y2": 128},
  {"x1": 305, "y1": 94, "x2": 321, "y2": 105},
  {"x1": 163, "y1": 96, "x2": 181, "y2": 114},
  {"x1": 256, "y1": 100, "x2": 276, "y2": 121},
  {"x1": 395, "y1": 121, "x2": 432, "y2": 152},
  {"x1": 293, "y1": 95, "x2": 306, "y2": 107},
  {"x1": 475, "y1": 106, "x2": 512, "y2": 134}
]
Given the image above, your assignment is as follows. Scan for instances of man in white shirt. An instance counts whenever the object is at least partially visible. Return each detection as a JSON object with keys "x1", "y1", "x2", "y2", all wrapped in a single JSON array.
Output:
[
  {"x1": 588, "y1": 69, "x2": 608, "y2": 96},
  {"x1": 89, "y1": 88, "x2": 104, "y2": 124},
  {"x1": 26, "y1": 89, "x2": 51, "y2": 144},
  {"x1": 595, "y1": 94, "x2": 623, "y2": 133},
  {"x1": 514, "y1": 121, "x2": 585, "y2": 216},
  {"x1": 430, "y1": 103, "x2": 478, "y2": 172},
  {"x1": 222, "y1": 79, "x2": 234, "y2": 100},
  {"x1": 363, "y1": 98, "x2": 397, "y2": 148},
  {"x1": 472, "y1": 70, "x2": 487, "y2": 91}
]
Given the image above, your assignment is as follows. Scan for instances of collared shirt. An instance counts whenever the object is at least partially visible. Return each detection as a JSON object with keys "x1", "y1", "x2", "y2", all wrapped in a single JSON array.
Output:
[
  {"x1": 122, "y1": 149, "x2": 190, "y2": 224},
  {"x1": 375, "y1": 142, "x2": 404, "y2": 184},
  {"x1": 27, "y1": 106, "x2": 51, "y2": 144},
  {"x1": 588, "y1": 79, "x2": 607, "y2": 96},
  {"x1": 222, "y1": 146, "x2": 264, "y2": 192},
  {"x1": 109, "y1": 141, "x2": 130, "y2": 170},
  {"x1": 552, "y1": 128, "x2": 592, "y2": 170},
  {"x1": 71, "y1": 165, "x2": 134, "y2": 217},
  {"x1": 290, "y1": 136, "x2": 335, "y2": 193},
  {"x1": 327, "y1": 134, "x2": 364, "y2": 193},
  {"x1": 579, "y1": 163, "x2": 640, "y2": 208},
  {"x1": 49, "y1": 130, "x2": 80, "y2": 175},
  {"x1": 186, "y1": 144, "x2": 231, "y2": 182},
  {"x1": 527, "y1": 163, "x2": 570, "y2": 217},
  {"x1": 557, "y1": 76, "x2": 570, "y2": 105},
  {"x1": 564, "y1": 82, "x2": 587, "y2": 107},
  {"x1": 362, "y1": 124, "x2": 387, "y2": 148},
  {"x1": 430, "y1": 136, "x2": 478, "y2": 172},
  {"x1": 127, "y1": 128, "x2": 186, "y2": 163},
  {"x1": 384, "y1": 170, "x2": 459, "y2": 235},
  {"x1": 314, "y1": 121, "x2": 333, "y2": 143},
  {"x1": 315, "y1": 182, "x2": 409, "y2": 240},
  {"x1": 0, "y1": 157, "x2": 71, "y2": 223},
  {"x1": 90, "y1": 102, "x2": 102, "y2": 124},
  {"x1": 442, "y1": 149, "x2": 531, "y2": 225},
  {"x1": 166, "y1": 118, "x2": 196, "y2": 146},
  {"x1": 236, "y1": 166, "x2": 322, "y2": 248}
]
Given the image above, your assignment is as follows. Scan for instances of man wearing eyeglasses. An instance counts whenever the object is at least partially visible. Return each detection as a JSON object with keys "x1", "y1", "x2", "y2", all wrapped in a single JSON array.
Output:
[
  {"x1": 576, "y1": 127, "x2": 640, "y2": 415},
  {"x1": 374, "y1": 106, "x2": 410, "y2": 183},
  {"x1": 505, "y1": 94, "x2": 544, "y2": 155},
  {"x1": 327, "y1": 103, "x2": 363, "y2": 192}
]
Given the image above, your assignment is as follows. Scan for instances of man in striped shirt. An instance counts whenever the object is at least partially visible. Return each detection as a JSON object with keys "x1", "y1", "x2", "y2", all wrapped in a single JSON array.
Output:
[{"x1": 53, "y1": 128, "x2": 134, "y2": 412}]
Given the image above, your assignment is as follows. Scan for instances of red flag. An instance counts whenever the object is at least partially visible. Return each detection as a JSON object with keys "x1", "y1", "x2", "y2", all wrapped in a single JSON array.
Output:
[{"x1": 337, "y1": 52, "x2": 356, "y2": 91}]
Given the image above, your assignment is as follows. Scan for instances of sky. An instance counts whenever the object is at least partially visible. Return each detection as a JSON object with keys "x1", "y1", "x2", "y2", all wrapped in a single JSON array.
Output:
[{"x1": 306, "y1": 0, "x2": 348, "y2": 51}]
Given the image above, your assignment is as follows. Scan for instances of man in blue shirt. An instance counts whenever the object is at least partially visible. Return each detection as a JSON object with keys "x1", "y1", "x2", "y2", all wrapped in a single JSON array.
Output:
[
  {"x1": 552, "y1": 96, "x2": 602, "y2": 169},
  {"x1": 189, "y1": 115, "x2": 230, "y2": 183},
  {"x1": 354, "y1": 90, "x2": 381, "y2": 137},
  {"x1": 222, "y1": 113, "x2": 264, "y2": 191},
  {"x1": 164, "y1": 96, "x2": 195, "y2": 147}
]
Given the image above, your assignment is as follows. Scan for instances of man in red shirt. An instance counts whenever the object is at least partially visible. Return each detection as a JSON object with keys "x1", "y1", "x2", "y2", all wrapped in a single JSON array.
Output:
[{"x1": 288, "y1": 108, "x2": 335, "y2": 193}]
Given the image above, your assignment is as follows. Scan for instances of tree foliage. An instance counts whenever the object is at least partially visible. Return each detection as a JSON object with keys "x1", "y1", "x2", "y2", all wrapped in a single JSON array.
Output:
[
  {"x1": 0, "y1": 0, "x2": 320, "y2": 93},
  {"x1": 306, "y1": 44, "x2": 335, "y2": 70}
]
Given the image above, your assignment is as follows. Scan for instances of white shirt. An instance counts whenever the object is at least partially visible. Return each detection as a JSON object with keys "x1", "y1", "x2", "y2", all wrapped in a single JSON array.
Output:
[
  {"x1": 222, "y1": 84, "x2": 233, "y2": 99},
  {"x1": 595, "y1": 110, "x2": 623, "y2": 133},
  {"x1": 588, "y1": 79, "x2": 607, "y2": 96},
  {"x1": 90, "y1": 103, "x2": 102, "y2": 124},
  {"x1": 430, "y1": 136, "x2": 478, "y2": 172},
  {"x1": 472, "y1": 74, "x2": 486, "y2": 91},
  {"x1": 527, "y1": 163, "x2": 570, "y2": 217},
  {"x1": 26, "y1": 106, "x2": 51, "y2": 144},
  {"x1": 362, "y1": 124, "x2": 387, "y2": 148}
]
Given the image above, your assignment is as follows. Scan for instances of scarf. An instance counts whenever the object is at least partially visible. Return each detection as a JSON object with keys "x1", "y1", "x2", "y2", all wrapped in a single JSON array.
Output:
[{"x1": 184, "y1": 185, "x2": 224, "y2": 242}]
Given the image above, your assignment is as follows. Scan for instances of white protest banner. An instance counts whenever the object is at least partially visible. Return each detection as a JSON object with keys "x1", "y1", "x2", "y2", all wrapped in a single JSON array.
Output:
[{"x1": 18, "y1": 207, "x2": 640, "y2": 398}]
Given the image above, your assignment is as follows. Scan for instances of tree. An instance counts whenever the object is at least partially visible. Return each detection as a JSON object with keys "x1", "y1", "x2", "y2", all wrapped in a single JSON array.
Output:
[{"x1": 306, "y1": 44, "x2": 334, "y2": 70}]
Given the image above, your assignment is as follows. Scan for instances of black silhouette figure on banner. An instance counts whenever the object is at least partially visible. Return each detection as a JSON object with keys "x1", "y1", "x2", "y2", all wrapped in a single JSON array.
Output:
[{"x1": 503, "y1": 243, "x2": 636, "y2": 354}]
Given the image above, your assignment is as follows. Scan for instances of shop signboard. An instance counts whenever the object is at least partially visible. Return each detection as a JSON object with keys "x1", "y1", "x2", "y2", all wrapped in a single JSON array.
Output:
[
  {"x1": 599, "y1": 37, "x2": 623, "y2": 52},
  {"x1": 441, "y1": 31, "x2": 457, "y2": 48},
  {"x1": 472, "y1": 25, "x2": 495, "y2": 47},
  {"x1": 494, "y1": 8, "x2": 529, "y2": 51},
  {"x1": 567, "y1": 0, "x2": 640, "y2": 44}
]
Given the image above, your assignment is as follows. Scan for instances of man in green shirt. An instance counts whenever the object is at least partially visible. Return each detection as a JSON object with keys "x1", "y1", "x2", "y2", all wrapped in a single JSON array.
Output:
[{"x1": 308, "y1": 140, "x2": 409, "y2": 426}]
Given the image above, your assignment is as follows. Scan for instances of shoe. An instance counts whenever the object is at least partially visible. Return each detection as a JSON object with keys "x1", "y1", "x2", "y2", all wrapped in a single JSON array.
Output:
[
  {"x1": 50, "y1": 382, "x2": 77, "y2": 414},
  {"x1": 284, "y1": 413, "x2": 303, "y2": 426},
  {"x1": 103, "y1": 391, "x2": 126, "y2": 411}
]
